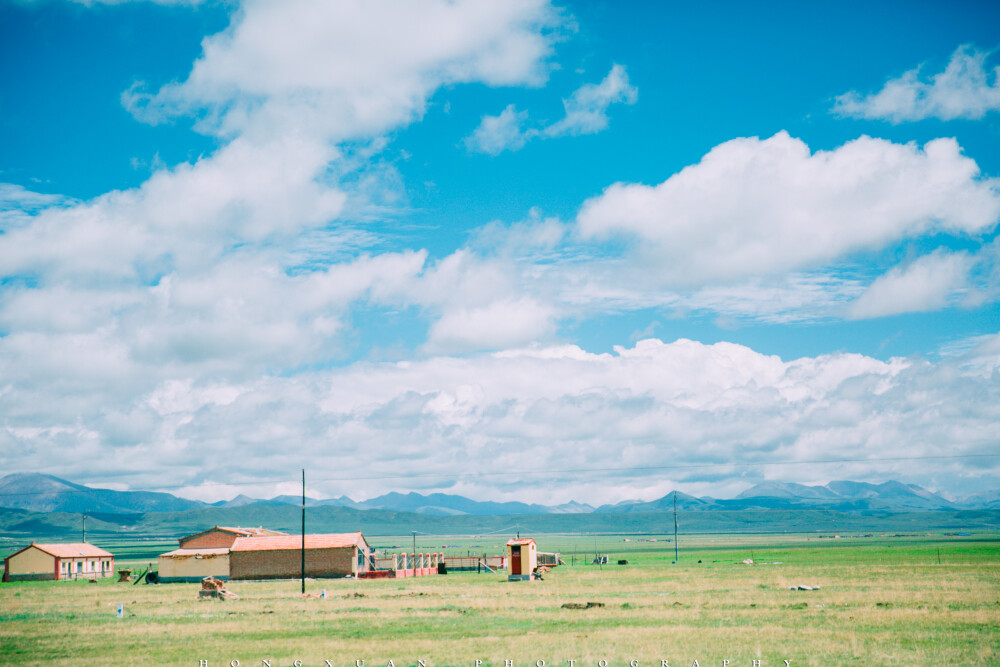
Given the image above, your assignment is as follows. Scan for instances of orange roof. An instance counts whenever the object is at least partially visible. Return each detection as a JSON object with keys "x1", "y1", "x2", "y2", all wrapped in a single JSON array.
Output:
[
  {"x1": 507, "y1": 538, "x2": 536, "y2": 546},
  {"x1": 179, "y1": 525, "x2": 287, "y2": 543},
  {"x1": 159, "y1": 548, "x2": 230, "y2": 558},
  {"x1": 30, "y1": 543, "x2": 114, "y2": 558},
  {"x1": 219, "y1": 526, "x2": 287, "y2": 536},
  {"x1": 231, "y1": 532, "x2": 367, "y2": 552}
]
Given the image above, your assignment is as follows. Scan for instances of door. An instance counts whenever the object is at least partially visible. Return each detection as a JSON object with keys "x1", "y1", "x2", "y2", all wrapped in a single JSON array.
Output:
[{"x1": 511, "y1": 545, "x2": 521, "y2": 574}]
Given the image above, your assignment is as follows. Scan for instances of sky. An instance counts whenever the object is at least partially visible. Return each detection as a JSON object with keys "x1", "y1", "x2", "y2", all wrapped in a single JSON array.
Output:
[{"x1": 1, "y1": 0, "x2": 999, "y2": 506}]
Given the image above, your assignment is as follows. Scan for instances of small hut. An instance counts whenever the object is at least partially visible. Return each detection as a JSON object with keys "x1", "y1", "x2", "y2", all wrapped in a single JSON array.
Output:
[{"x1": 506, "y1": 537, "x2": 537, "y2": 581}]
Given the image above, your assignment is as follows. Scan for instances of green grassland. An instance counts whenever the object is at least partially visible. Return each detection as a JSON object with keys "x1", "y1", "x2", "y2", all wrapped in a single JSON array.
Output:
[
  {"x1": 2, "y1": 504, "x2": 999, "y2": 543},
  {"x1": 1, "y1": 533, "x2": 998, "y2": 666}
]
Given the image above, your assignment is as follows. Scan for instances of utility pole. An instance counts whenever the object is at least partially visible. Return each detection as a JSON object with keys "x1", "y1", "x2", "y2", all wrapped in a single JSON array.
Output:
[
  {"x1": 673, "y1": 492, "x2": 679, "y2": 564},
  {"x1": 301, "y1": 468, "x2": 306, "y2": 594},
  {"x1": 412, "y1": 531, "x2": 417, "y2": 565},
  {"x1": 82, "y1": 515, "x2": 87, "y2": 543}
]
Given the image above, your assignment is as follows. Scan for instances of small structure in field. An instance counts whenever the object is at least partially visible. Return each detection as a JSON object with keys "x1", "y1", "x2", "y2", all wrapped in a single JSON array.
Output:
[
  {"x1": 199, "y1": 576, "x2": 238, "y2": 600},
  {"x1": 158, "y1": 548, "x2": 231, "y2": 583},
  {"x1": 178, "y1": 526, "x2": 287, "y2": 550},
  {"x1": 3, "y1": 543, "x2": 114, "y2": 582},
  {"x1": 537, "y1": 551, "x2": 563, "y2": 567},
  {"x1": 364, "y1": 551, "x2": 444, "y2": 578},
  {"x1": 439, "y1": 555, "x2": 507, "y2": 573},
  {"x1": 506, "y1": 537, "x2": 537, "y2": 581},
  {"x1": 228, "y1": 532, "x2": 371, "y2": 580}
]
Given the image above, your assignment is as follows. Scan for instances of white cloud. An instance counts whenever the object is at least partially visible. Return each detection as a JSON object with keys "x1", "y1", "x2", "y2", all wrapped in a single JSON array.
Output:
[
  {"x1": 67, "y1": 0, "x2": 206, "y2": 5},
  {"x1": 847, "y1": 251, "x2": 971, "y2": 319},
  {"x1": 576, "y1": 132, "x2": 1000, "y2": 284},
  {"x1": 0, "y1": 184, "x2": 76, "y2": 231},
  {"x1": 424, "y1": 296, "x2": 557, "y2": 354},
  {"x1": 126, "y1": 0, "x2": 560, "y2": 141},
  {"x1": 544, "y1": 63, "x2": 637, "y2": 137},
  {"x1": 833, "y1": 45, "x2": 1000, "y2": 122},
  {"x1": 8, "y1": 337, "x2": 999, "y2": 503},
  {"x1": 0, "y1": 138, "x2": 349, "y2": 285},
  {"x1": 464, "y1": 104, "x2": 532, "y2": 156},
  {"x1": 0, "y1": 0, "x2": 564, "y2": 378},
  {"x1": 465, "y1": 64, "x2": 637, "y2": 154},
  {"x1": 4, "y1": 3, "x2": 999, "y2": 503}
]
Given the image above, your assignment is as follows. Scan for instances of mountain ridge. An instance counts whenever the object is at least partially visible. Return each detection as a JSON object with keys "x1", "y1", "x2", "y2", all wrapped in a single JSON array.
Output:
[{"x1": 0, "y1": 472, "x2": 994, "y2": 516}]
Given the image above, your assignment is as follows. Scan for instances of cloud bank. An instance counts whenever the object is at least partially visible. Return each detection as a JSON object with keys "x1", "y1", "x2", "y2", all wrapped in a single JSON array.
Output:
[{"x1": 3, "y1": 338, "x2": 998, "y2": 504}]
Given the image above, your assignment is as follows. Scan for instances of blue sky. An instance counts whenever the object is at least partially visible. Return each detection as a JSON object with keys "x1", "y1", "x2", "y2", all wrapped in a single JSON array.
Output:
[{"x1": 1, "y1": 0, "x2": 998, "y2": 504}]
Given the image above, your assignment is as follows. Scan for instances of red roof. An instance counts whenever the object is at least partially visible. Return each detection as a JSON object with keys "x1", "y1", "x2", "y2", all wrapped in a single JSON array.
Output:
[
  {"x1": 159, "y1": 548, "x2": 230, "y2": 558},
  {"x1": 29, "y1": 543, "x2": 114, "y2": 558},
  {"x1": 179, "y1": 525, "x2": 287, "y2": 543},
  {"x1": 230, "y1": 532, "x2": 367, "y2": 552},
  {"x1": 507, "y1": 538, "x2": 536, "y2": 546},
  {"x1": 218, "y1": 526, "x2": 287, "y2": 537}
]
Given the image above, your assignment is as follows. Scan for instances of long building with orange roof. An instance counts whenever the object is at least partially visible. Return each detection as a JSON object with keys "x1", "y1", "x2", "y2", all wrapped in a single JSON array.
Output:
[{"x1": 228, "y1": 532, "x2": 371, "y2": 580}]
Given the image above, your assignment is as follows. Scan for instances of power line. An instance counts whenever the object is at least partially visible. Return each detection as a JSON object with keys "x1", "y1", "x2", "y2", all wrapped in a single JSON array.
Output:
[{"x1": 1, "y1": 452, "x2": 997, "y2": 498}]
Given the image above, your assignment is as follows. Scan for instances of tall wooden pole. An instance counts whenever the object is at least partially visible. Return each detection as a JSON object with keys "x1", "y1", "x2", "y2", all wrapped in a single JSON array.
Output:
[
  {"x1": 301, "y1": 469, "x2": 306, "y2": 594},
  {"x1": 82, "y1": 515, "x2": 87, "y2": 543},
  {"x1": 673, "y1": 492, "x2": 679, "y2": 563}
]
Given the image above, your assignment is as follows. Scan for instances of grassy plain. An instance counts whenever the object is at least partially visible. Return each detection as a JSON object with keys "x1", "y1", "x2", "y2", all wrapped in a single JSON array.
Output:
[{"x1": 1, "y1": 533, "x2": 997, "y2": 666}]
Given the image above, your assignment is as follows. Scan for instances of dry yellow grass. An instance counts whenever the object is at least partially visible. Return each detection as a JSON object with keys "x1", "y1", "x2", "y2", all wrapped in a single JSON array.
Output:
[{"x1": 1, "y1": 533, "x2": 997, "y2": 666}]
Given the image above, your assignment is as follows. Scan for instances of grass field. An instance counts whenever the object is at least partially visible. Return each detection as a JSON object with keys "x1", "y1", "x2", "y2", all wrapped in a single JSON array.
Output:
[{"x1": 1, "y1": 533, "x2": 998, "y2": 666}]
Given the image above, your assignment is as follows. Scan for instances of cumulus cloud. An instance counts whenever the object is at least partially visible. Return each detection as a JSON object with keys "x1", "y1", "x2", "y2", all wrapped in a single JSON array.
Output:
[
  {"x1": 0, "y1": 0, "x2": 564, "y2": 373},
  {"x1": 576, "y1": 132, "x2": 1000, "y2": 284},
  {"x1": 847, "y1": 251, "x2": 971, "y2": 319},
  {"x1": 0, "y1": 184, "x2": 76, "y2": 231},
  {"x1": 464, "y1": 104, "x2": 532, "y2": 156},
  {"x1": 465, "y1": 64, "x2": 637, "y2": 155},
  {"x1": 423, "y1": 296, "x2": 557, "y2": 354},
  {"x1": 543, "y1": 63, "x2": 638, "y2": 137},
  {"x1": 6, "y1": 338, "x2": 998, "y2": 503},
  {"x1": 126, "y1": 0, "x2": 560, "y2": 141},
  {"x1": 833, "y1": 45, "x2": 1000, "y2": 122},
  {"x1": 4, "y1": 3, "x2": 998, "y2": 503}
]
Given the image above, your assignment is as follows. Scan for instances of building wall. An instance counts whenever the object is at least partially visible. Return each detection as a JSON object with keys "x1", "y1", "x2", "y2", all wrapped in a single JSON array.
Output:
[
  {"x1": 158, "y1": 554, "x2": 230, "y2": 582},
  {"x1": 3, "y1": 550, "x2": 114, "y2": 582},
  {"x1": 59, "y1": 557, "x2": 115, "y2": 580},
  {"x1": 180, "y1": 531, "x2": 241, "y2": 549},
  {"x1": 525, "y1": 545, "x2": 538, "y2": 572},
  {"x1": 508, "y1": 543, "x2": 538, "y2": 575},
  {"x1": 6, "y1": 547, "x2": 55, "y2": 580},
  {"x1": 230, "y1": 547, "x2": 359, "y2": 580}
]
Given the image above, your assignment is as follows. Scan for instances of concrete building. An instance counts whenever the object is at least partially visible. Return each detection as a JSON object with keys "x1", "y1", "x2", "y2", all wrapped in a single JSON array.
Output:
[
  {"x1": 228, "y1": 532, "x2": 371, "y2": 581},
  {"x1": 506, "y1": 537, "x2": 537, "y2": 581},
  {"x1": 3, "y1": 543, "x2": 114, "y2": 582},
  {"x1": 157, "y1": 548, "x2": 230, "y2": 583},
  {"x1": 178, "y1": 526, "x2": 287, "y2": 550}
]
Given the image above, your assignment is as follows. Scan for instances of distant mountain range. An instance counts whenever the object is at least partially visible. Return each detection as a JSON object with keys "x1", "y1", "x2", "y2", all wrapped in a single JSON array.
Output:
[
  {"x1": 0, "y1": 473, "x2": 205, "y2": 514},
  {"x1": 1, "y1": 472, "x2": 997, "y2": 517}
]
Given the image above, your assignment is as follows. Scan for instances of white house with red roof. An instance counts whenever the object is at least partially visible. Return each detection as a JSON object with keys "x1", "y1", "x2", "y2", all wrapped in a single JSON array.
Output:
[{"x1": 3, "y1": 543, "x2": 114, "y2": 582}]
